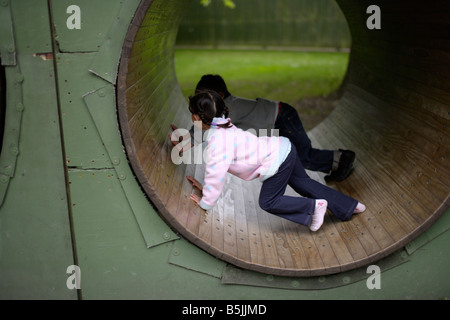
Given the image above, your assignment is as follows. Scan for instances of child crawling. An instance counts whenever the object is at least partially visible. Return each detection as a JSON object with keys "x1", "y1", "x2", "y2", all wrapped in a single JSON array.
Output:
[{"x1": 186, "y1": 91, "x2": 365, "y2": 232}]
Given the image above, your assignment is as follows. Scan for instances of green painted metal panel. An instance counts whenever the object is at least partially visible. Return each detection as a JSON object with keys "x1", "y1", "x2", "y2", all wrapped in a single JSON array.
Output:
[
  {"x1": 0, "y1": 56, "x2": 76, "y2": 300},
  {"x1": 0, "y1": 0, "x2": 16, "y2": 66},
  {"x1": 221, "y1": 249, "x2": 409, "y2": 290},
  {"x1": 169, "y1": 238, "x2": 226, "y2": 278},
  {"x1": 10, "y1": 0, "x2": 53, "y2": 55},
  {"x1": 51, "y1": 0, "x2": 123, "y2": 53},
  {"x1": 0, "y1": 65, "x2": 23, "y2": 205},
  {"x1": 83, "y1": 84, "x2": 178, "y2": 247},
  {"x1": 56, "y1": 52, "x2": 111, "y2": 169},
  {"x1": 53, "y1": 0, "x2": 177, "y2": 248},
  {"x1": 68, "y1": 205, "x2": 450, "y2": 299},
  {"x1": 0, "y1": 0, "x2": 76, "y2": 299},
  {"x1": 89, "y1": 0, "x2": 141, "y2": 84},
  {"x1": 405, "y1": 208, "x2": 450, "y2": 255},
  {"x1": 67, "y1": 168, "x2": 181, "y2": 299}
]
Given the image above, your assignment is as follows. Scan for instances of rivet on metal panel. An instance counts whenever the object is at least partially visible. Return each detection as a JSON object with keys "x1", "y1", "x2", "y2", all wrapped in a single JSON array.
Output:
[
  {"x1": 118, "y1": 172, "x2": 126, "y2": 180},
  {"x1": 266, "y1": 275, "x2": 274, "y2": 282},
  {"x1": 172, "y1": 248, "x2": 180, "y2": 256},
  {"x1": 0, "y1": 0, "x2": 8, "y2": 7},
  {"x1": 163, "y1": 232, "x2": 171, "y2": 240},
  {"x1": 97, "y1": 89, "x2": 106, "y2": 97},
  {"x1": 112, "y1": 157, "x2": 120, "y2": 165},
  {"x1": 342, "y1": 276, "x2": 351, "y2": 284},
  {"x1": 10, "y1": 146, "x2": 19, "y2": 156},
  {"x1": 318, "y1": 276, "x2": 326, "y2": 283},
  {"x1": 16, "y1": 102, "x2": 24, "y2": 112},
  {"x1": 290, "y1": 280, "x2": 300, "y2": 288},
  {"x1": 0, "y1": 175, "x2": 9, "y2": 184},
  {"x1": 15, "y1": 73, "x2": 23, "y2": 83}
]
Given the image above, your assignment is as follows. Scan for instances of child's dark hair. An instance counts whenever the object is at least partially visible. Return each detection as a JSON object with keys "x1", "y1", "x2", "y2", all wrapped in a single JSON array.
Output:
[
  {"x1": 195, "y1": 74, "x2": 231, "y2": 98},
  {"x1": 189, "y1": 90, "x2": 232, "y2": 128}
]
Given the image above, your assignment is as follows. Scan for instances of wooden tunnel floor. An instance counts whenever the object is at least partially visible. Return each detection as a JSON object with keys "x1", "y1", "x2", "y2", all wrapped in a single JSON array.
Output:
[{"x1": 153, "y1": 85, "x2": 449, "y2": 277}]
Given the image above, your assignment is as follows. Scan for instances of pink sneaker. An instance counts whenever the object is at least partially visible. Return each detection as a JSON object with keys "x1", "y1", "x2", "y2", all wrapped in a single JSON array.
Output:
[
  {"x1": 310, "y1": 200, "x2": 328, "y2": 232},
  {"x1": 354, "y1": 202, "x2": 366, "y2": 214}
]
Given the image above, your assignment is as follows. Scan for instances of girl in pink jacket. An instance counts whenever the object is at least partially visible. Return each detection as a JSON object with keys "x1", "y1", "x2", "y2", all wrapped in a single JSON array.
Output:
[{"x1": 188, "y1": 91, "x2": 365, "y2": 231}]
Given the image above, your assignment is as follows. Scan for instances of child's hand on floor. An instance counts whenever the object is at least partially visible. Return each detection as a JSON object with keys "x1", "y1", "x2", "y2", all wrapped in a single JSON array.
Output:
[
  {"x1": 190, "y1": 193, "x2": 203, "y2": 209},
  {"x1": 186, "y1": 176, "x2": 203, "y2": 191}
]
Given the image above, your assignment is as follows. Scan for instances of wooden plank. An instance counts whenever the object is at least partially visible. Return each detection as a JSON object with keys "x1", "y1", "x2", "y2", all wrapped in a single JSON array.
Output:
[
  {"x1": 183, "y1": 164, "x2": 205, "y2": 238},
  {"x1": 165, "y1": 161, "x2": 187, "y2": 215},
  {"x1": 227, "y1": 176, "x2": 252, "y2": 263},
  {"x1": 328, "y1": 214, "x2": 369, "y2": 265},
  {"x1": 125, "y1": 59, "x2": 169, "y2": 122},
  {"x1": 240, "y1": 179, "x2": 266, "y2": 267},
  {"x1": 210, "y1": 201, "x2": 225, "y2": 255},
  {"x1": 266, "y1": 212, "x2": 297, "y2": 270},
  {"x1": 221, "y1": 180, "x2": 239, "y2": 259},
  {"x1": 173, "y1": 164, "x2": 196, "y2": 227},
  {"x1": 127, "y1": 72, "x2": 171, "y2": 153},
  {"x1": 296, "y1": 227, "x2": 325, "y2": 274},
  {"x1": 248, "y1": 180, "x2": 281, "y2": 269},
  {"x1": 197, "y1": 209, "x2": 213, "y2": 249},
  {"x1": 310, "y1": 224, "x2": 341, "y2": 275},
  {"x1": 279, "y1": 219, "x2": 311, "y2": 272},
  {"x1": 320, "y1": 214, "x2": 356, "y2": 269}
]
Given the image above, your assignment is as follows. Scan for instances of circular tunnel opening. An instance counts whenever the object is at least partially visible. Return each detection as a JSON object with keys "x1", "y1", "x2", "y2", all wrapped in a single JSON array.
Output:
[{"x1": 117, "y1": 0, "x2": 449, "y2": 277}]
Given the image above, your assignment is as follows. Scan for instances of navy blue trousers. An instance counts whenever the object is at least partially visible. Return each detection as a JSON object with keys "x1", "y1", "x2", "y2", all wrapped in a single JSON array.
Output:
[
  {"x1": 275, "y1": 102, "x2": 334, "y2": 173},
  {"x1": 259, "y1": 145, "x2": 358, "y2": 226}
]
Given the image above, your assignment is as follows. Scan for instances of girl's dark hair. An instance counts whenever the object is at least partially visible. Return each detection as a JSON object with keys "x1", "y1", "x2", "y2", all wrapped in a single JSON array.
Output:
[{"x1": 188, "y1": 90, "x2": 232, "y2": 128}]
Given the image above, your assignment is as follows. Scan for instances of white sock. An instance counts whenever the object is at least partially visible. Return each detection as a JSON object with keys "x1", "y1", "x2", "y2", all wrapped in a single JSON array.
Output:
[
  {"x1": 310, "y1": 199, "x2": 328, "y2": 232},
  {"x1": 354, "y1": 202, "x2": 366, "y2": 213}
]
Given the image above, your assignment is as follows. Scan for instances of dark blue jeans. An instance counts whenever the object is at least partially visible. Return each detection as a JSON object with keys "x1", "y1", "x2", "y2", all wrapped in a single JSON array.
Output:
[
  {"x1": 275, "y1": 102, "x2": 334, "y2": 173},
  {"x1": 259, "y1": 145, "x2": 357, "y2": 226}
]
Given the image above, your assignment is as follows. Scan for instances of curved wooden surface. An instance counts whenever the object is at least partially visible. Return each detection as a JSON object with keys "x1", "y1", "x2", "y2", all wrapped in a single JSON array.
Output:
[{"x1": 117, "y1": 0, "x2": 449, "y2": 276}]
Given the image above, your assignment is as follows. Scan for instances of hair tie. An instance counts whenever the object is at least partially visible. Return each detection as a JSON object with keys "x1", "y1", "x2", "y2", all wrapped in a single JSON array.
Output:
[{"x1": 211, "y1": 122, "x2": 217, "y2": 127}]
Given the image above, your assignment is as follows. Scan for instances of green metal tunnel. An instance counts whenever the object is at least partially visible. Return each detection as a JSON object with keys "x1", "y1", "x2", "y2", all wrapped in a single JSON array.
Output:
[{"x1": 0, "y1": 0, "x2": 449, "y2": 299}]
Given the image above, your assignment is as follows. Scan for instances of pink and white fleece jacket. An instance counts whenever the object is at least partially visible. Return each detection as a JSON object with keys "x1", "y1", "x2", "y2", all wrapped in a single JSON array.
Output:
[{"x1": 199, "y1": 117, "x2": 291, "y2": 210}]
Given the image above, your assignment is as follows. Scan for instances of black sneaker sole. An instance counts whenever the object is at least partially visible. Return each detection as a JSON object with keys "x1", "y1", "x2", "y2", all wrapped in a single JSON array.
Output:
[{"x1": 325, "y1": 150, "x2": 355, "y2": 182}]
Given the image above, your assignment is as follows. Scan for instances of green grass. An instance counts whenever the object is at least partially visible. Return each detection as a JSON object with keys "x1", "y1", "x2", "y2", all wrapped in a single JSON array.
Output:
[{"x1": 174, "y1": 48, "x2": 349, "y2": 103}]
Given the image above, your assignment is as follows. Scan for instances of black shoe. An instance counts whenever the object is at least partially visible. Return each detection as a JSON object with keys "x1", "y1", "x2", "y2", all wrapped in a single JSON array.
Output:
[{"x1": 324, "y1": 149, "x2": 355, "y2": 182}]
